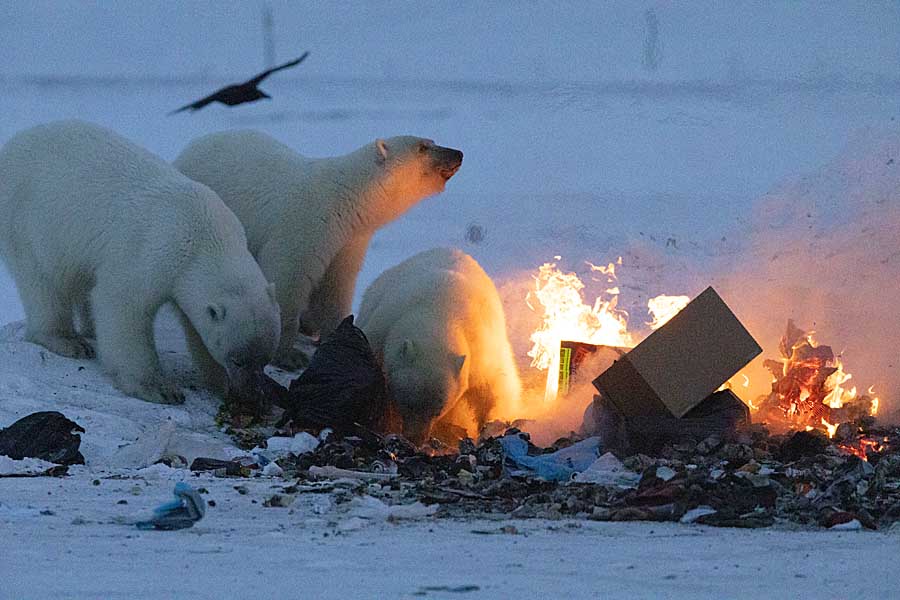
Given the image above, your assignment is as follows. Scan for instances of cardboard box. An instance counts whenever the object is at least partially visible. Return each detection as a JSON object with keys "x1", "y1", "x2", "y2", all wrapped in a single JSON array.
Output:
[{"x1": 592, "y1": 287, "x2": 761, "y2": 418}]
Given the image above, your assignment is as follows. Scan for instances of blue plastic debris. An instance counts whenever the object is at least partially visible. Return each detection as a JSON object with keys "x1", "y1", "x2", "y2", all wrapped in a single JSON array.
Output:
[
  {"x1": 135, "y1": 482, "x2": 206, "y2": 531},
  {"x1": 499, "y1": 434, "x2": 602, "y2": 481}
]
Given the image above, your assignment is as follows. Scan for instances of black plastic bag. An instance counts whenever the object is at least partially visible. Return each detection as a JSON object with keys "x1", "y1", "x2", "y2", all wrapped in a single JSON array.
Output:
[
  {"x1": 0, "y1": 411, "x2": 85, "y2": 465},
  {"x1": 278, "y1": 315, "x2": 393, "y2": 433}
]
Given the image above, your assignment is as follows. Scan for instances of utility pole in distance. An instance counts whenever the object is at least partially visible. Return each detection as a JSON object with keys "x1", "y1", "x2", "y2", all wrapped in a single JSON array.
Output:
[{"x1": 262, "y1": 3, "x2": 275, "y2": 69}]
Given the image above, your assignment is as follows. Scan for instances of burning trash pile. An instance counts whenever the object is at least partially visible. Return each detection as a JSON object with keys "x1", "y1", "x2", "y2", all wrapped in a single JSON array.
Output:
[
  {"x1": 756, "y1": 320, "x2": 879, "y2": 434},
  {"x1": 208, "y1": 416, "x2": 900, "y2": 531},
  {"x1": 201, "y1": 260, "x2": 899, "y2": 531}
]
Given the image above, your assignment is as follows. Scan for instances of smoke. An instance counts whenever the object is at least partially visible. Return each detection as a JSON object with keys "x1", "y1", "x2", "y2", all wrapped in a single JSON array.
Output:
[{"x1": 712, "y1": 127, "x2": 900, "y2": 420}]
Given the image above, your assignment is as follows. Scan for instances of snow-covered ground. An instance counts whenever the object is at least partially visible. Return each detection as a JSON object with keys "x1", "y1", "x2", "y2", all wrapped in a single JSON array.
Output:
[
  {"x1": 4, "y1": 470, "x2": 899, "y2": 600},
  {"x1": 2, "y1": 4, "x2": 900, "y2": 598}
]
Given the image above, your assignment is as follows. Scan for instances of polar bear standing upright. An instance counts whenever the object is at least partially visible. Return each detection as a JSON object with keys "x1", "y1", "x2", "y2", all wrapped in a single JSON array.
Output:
[
  {"x1": 174, "y1": 132, "x2": 462, "y2": 368},
  {"x1": 0, "y1": 121, "x2": 281, "y2": 404},
  {"x1": 357, "y1": 248, "x2": 522, "y2": 442}
]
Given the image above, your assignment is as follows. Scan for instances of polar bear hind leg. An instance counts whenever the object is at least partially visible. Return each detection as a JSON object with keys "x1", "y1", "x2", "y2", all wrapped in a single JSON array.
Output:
[{"x1": 14, "y1": 266, "x2": 94, "y2": 359}]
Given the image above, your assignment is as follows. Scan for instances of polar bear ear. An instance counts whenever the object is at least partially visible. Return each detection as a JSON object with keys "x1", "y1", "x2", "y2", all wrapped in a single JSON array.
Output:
[
  {"x1": 206, "y1": 303, "x2": 226, "y2": 323},
  {"x1": 450, "y1": 353, "x2": 467, "y2": 376},
  {"x1": 375, "y1": 139, "x2": 388, "y2": 162}
]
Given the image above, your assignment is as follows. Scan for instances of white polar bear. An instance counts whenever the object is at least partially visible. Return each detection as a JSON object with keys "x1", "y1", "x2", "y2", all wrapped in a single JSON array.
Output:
[
  {"x1": 174, "y1": 131, "x2": 463, "y2": 368},
  {"x1": 0, "y1": 121, "x2": 281, "y2": 404},
  {"x1": 357, "y1": 248, "x2": 522, "y2": 442}
]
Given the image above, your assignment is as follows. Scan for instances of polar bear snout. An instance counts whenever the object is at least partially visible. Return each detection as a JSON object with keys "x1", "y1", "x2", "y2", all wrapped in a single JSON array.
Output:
[{"x1": 431, "y1": 146, "x2": 463, "y2": 181}]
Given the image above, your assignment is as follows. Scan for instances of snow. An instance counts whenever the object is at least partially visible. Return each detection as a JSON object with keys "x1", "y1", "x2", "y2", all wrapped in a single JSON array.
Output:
[
  {"x1": 1, "y1": 3, "x2": 899, "y2": 597},
  {"x1": 2, "y1": 472, "x2": 899, "y2": 599}
]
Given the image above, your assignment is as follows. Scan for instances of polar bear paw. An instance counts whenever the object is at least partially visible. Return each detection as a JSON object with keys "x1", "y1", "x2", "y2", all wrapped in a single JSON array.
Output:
[
  {"x1": 121, "y1": 377, "x2": 186, "y2": 405},
  {"x1": 28, "y1": 333, "x2": 95, "y2": 360}
]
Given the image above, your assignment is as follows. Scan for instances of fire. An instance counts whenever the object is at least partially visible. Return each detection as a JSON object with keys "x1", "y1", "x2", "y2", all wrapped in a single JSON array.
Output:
[
  {"x1": 758, "y1": 320, "x2": 879, "y2": 434},
  {"x1": 647, "y1": 295, "x2": 690, "y2": 330},
  {"x1": 526, "y1": 258, "x2": 632, "y2": 401},
  {"x1": 838, "y1": 437, "x2": 887, "y2": 461},
  {"x1": 526, "y1": 257, "x2": 688, "y2": 402}
]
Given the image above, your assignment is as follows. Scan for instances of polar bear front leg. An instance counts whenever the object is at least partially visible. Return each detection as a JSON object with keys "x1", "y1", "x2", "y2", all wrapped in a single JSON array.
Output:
[
  {"x1": 300, "y1": 234, "x2": 371, "y2": 338},
  {"x1": 258, "y1": 243, "x2": 311, "y2": 371},
  {"x1": 91, "y1": 286, "x2": 184, "y2": 404},
  {"x1": 174, "y1": 305, "x2": 227, "y2": 396}
]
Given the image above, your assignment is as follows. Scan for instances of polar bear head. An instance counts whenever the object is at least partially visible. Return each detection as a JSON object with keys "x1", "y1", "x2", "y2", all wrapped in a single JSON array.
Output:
[
  {"x1": 384, "y1": 335, "x2": 468, "y2": 443},
  {"x1": 178, "y1": 253, "x2": 281, "y2": 386},
  {"x1": 368, "y1": 136, "x2": 463, "y2": 215}
]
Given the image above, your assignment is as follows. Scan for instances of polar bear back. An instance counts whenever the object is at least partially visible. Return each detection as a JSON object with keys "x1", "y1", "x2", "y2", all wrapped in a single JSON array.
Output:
[
  {"x1": 174, "y1": 130, "x2": 325, "y2": 256},
  {"x1": 0, "y1": 120, "x2": 246, "y2": 280}
]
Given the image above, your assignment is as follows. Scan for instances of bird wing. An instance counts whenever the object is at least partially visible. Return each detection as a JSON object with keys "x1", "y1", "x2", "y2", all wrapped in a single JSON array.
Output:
[
  {"x1": 167, "y1": 89, "x2": 224, "y2": 115},
  {"x1": 246, "y1": 51, "x2": 310, "y2": 86}
]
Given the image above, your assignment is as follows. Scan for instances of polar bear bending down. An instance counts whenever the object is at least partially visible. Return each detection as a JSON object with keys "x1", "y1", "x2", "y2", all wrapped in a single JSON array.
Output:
[
  {"x1": 357, "y1": 248, "x2": 522, "y2": 443},
  {"x1": 174, "y1": 132, "x2": 463, "y2": 368},
  {"x1": 0, "y1": 121, "x2": 281, "y2": 404}
]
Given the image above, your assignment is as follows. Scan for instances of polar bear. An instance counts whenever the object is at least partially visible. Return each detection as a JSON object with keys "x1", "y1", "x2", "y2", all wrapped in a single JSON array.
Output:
[
  {"x1": 356, "y1": 248, "x2": 522, "y2": 443},
  {"x1": 174, "y1": 131, "x2": 462, "y2": 368},
  {"x1": 0, "y1": 121, "x2": 281, "y2": 404}
]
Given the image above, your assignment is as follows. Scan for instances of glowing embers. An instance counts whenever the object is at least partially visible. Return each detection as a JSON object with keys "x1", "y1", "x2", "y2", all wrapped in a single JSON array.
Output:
[{"x1": 757, "y1": 320, "x2": 879, "y2": 436}]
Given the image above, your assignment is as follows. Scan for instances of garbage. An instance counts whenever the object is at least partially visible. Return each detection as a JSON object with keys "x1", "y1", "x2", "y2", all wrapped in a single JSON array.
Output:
[
  {"x1": 499, "y1": 434, "x2": 601, "y2": 481},
  {"x1": 135, "y1": 482, "x2": 206, "y2": 531},
  {"x1": 593, "y1": 287, "x2": 761, "y2": 418},
  {"x1": 0, "y1": 455, "x2": 65, "y2": 477},
  {"x1": 571, "y1": 452, "x2": 640, "y2": 488},
  {"x1": 268, "y1": 414, "x2": 900, "y2": 530},
  {"x1": 347, "y1": 495, "x2": 438, "y2": 521},
  {"x1": 263, "y1": 493, "x2": 295, "y2": 508},
  {"x1": 0, "y1": 411, "x2": 85, "y2": 465},
  {"x1": 276, "y1": 316, "x2": 394, "y2": 434},
  {"x1": 262, "y1": 432, "x2": 320, "y2": 457}
]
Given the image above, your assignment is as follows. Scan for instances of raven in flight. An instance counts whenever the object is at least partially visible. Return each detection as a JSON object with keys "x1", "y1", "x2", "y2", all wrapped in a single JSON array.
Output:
[{"x1": 168, "y1": 52, "x2": 310, "y2": 115}]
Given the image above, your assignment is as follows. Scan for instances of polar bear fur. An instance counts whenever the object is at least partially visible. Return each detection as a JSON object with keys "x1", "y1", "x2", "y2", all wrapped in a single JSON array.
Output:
[
  {"x1": 0, "y1": 120, "x2": 281, "y2": 404},
  {"x1": 357, "y1": 248, "x2": 522, "y2": 442},
  {"x1": 174, "y1": 131, "x2": 463, "y2": 368}
]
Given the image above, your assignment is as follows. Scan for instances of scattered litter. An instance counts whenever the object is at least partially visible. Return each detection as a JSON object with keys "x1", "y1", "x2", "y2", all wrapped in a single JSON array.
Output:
[
  {"x1": 500, "y1": 434, "x2": 601, "y2": 481},
  {"x1": 262, "y1": 462, "x2": 284, "y2": 477},
  {"x1": 263, "y1": 493, "x2": 295, "y2": 508},
  {"x1": 277, "y1": 316, "x2": 393, "y2": 433},
  {"x1": 0, "y1": 455, "x2": 64, "y2": 477},
  {"x1": 572, "y1": 452, "x2": 641, "y2": 488},
  {"x1": 135, "y1": 482, "x2": 206, "y2": 531},
  {"x1": 308, "y1": 465, "x2": 398, "y2": 481},
  {"x1": 655, "y1": 466, "x2": 677, "y2": 482},
  {"x1": 829, "y1": 519, "x2": 863, "y2": 531},
  {"x1": 0, "y1": 411, "x2": 85, "y2": 465},
  {"x1": 347, "y1": 495, "x2": 438, "y2": 522},
  {"x1": 680, "y1": 506, "x2": 718, "y2": 524},
  {"x1": 260, "y1": 432, "x2": 319, "y2": 458}
]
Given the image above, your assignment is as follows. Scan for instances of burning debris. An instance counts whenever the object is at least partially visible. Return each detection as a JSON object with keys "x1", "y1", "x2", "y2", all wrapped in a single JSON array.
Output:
[
  {"x1": 200, "y1": 256, "x2": 898, "y2": 533},
  {"x1": 756, "y1": 320, "x2": 880, "y2": 436},
  {"x1": 204, "y1": 417, "x2": 900, "y2": 531}
]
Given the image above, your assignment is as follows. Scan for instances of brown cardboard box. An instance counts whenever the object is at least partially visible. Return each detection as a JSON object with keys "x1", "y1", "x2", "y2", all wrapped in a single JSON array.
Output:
[{"x1": 592, "y1": 287, "x2": 761, "y2": 418}]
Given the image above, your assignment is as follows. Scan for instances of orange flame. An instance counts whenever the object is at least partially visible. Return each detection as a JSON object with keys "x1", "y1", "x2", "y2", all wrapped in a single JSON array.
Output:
[
  {"x1": 526, "y1": 257, "x2": 688, "y2": 402},
  {"x1": 646, "y1": 295, "x2": 690, "y2": 330}
]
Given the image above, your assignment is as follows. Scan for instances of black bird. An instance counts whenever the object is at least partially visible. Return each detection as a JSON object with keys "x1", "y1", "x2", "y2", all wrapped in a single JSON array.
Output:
[{"x1": 168, "y1": 52, "x2": 310, "y2": 115}]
